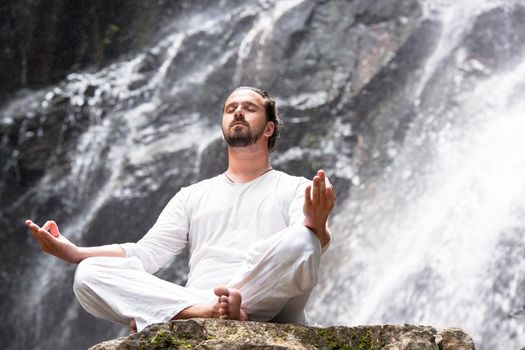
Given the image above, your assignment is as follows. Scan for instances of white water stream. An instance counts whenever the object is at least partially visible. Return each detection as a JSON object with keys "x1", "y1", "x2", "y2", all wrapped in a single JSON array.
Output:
[{"x1": 312, "y1": 1, "x2": 525, "y2": 349}]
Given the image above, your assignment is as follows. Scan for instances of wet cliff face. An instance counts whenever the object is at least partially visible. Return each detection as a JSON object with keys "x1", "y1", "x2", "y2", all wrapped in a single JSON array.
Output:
[
  {"x1": 1, "y1": 1, "x2": 525, "y2": 350},
  {"x1": 311, "y1": 2, "x2": 525, "y2": 348},
  {"x1": 0, "y1": 0, "x2": 195, "y2": 102}
]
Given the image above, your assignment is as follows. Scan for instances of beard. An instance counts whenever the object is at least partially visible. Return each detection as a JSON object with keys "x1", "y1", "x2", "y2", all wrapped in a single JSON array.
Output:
[{"x1": 222, "y1": 122, "x2": 264, "y2": 148}]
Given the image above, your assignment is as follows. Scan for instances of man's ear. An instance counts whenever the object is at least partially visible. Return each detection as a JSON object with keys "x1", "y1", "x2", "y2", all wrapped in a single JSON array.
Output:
[{"x1": 264, "y1": 121, "x2": 275, "y2": 137}]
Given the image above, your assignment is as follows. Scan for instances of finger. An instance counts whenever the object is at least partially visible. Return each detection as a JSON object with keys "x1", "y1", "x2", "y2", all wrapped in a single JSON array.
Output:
[
  {"x1": 28, "y1": 222, "x2": 55, "y2": 241},
  {"x1": 312, "y1": 176, "x2": 320, "y2": 204},
  {"x1": 37, "y1": 227, "x2": 55, "y2": 240},
  {"x1": 43, "y1": 220, "x2": 60, "y2": 237},
  {"x1": 29, "y1": 226, "x2": 55, "y2": 252},
  {"x1": 323, "y1": 173, "x2": 332, "y2": 187},
  {"x1": 319, "y1": 170, "x2": 332, "y2": 191},
  {"x1": 27, "y1": 221, "x2": 42, "y2": 241},
  {"x1": 304, "y1": 185, "x2": 312, "y2": 207},
  {"x1": 26, "y1": 220, "x2": 39, "y2": 232},
  {"x1": 318, "y1": 170, "x2": 326, "y2": 203},
  {"x1": 42, "y1": 221, "x2": 52, "y2": 234},
  {"x1": 326, "y1": 185, "x2": 335, "y2": 206},
  {"x1": 27, "y1": 222, "x2": 41, "y2": 234}
]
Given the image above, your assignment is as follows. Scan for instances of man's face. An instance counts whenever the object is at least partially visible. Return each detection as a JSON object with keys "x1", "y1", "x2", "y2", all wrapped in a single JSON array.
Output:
[{"x1": 222, "y1": 89, "x2": 269, "y2": 148}]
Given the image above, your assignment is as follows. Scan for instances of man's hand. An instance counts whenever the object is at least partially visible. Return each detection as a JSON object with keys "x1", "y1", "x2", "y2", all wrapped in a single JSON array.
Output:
[
  {"x1": 303, "y1": 170, "x2": 335, "y2": 247},
  {"x1": 25, "y1": 219, "x2": 81, "y2": 263}
]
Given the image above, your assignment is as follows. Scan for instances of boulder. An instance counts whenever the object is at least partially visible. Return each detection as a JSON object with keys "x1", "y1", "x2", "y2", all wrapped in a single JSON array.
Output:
[{"x1": 89, "y1": 319, "x2": 475, "y2": 350}]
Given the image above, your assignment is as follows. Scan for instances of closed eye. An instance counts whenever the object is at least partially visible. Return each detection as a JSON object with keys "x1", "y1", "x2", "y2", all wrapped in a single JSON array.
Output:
[
  {"x1": 225, "y1": 103, "x2": 238, "y2": 113},
  {"x1": 243, "y1": 102, "x2": 259, "y2": 112}
]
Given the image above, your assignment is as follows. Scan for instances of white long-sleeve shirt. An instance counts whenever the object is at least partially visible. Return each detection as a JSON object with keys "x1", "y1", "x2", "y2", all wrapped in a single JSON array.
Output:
[{"x1": 120, "y1": 170, "x2": 312, "y2": 289}]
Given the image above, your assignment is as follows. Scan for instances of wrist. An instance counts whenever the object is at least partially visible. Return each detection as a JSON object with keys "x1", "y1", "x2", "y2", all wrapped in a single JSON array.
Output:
[
  {"x1": 315, "y1": 225, "x2": 331, "y2": 247},
  {"x1": 304, "y1": 221, "x2": 331, "y2": 247},
  {"x1": 71, "y1": 246, "x2": 84, "y2": 263}
]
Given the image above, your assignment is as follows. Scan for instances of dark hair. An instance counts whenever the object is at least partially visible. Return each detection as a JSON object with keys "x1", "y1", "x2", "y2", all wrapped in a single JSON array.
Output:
[{"x1": 232, "y1": 86, "x2": 282, "y2": 151}]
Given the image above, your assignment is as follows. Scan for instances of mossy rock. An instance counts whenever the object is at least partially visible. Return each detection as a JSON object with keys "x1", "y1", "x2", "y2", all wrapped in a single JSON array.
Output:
[{"x1": 89, "y1": 319, "x2": 475, "y2": 350}]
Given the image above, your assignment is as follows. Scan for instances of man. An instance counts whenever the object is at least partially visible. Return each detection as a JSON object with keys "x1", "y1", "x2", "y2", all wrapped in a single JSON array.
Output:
[{"x1": 26, "y1": 86, "x2": 335, "y2": 332}]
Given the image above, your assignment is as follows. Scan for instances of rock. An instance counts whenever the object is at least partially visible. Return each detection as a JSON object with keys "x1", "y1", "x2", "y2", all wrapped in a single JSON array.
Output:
[
  {"x1": 0, "y1": 0, "x2": 190, "y2": 102},
  {"x1": 88, "y1": 319, "x2": 475, "y2": 350}
]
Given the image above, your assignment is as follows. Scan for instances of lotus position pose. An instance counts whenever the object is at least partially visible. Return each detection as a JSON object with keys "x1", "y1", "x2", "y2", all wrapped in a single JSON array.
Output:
[{"x1": 26, "y1": 87, "x2": 335, "y2": 333}]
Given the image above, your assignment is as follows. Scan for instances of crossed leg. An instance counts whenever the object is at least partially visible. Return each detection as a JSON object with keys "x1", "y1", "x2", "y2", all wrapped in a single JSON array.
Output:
[
  {"x1": 173, "y1": 224, "x2": 321, "y2": 323},
  {"x1": 74, "y1": 224, "x2": 320, "y2": 332},
  {"x1": 73, "y1": 257, "x2": 252, "y2": 332}
]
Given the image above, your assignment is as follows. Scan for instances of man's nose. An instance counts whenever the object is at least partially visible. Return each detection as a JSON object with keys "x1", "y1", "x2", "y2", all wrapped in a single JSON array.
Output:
[{"x1": 234, "y1": 105, "x2": 244, "y2": 117}]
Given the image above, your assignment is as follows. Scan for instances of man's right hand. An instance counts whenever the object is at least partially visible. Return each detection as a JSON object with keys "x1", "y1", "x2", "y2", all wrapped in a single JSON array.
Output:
[{"x1": 25, "y1": 220, "x2": 81, "y2": 263}]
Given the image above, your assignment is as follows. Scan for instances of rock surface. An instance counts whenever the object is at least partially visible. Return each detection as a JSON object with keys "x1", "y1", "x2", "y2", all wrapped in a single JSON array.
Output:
[
  {"x1": 0, "y1": 0, "x2": 189, "y2": 102},
  {"x1": 89, "y1": 319, "x2": 475, "y2": 350}
]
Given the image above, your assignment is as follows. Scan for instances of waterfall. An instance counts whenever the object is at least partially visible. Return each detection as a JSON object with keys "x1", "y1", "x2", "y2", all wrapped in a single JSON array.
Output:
[
  {"x1": 311, "y1": 1, "x2": 525, "y2": 349},
  {"x1": 1, "y1": 0, "x2": 524, "y2": 349}
]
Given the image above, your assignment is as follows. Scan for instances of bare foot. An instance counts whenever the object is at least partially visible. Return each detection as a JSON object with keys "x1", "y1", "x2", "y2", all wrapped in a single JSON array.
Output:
[
  {"x1": 172, "y1": 287, "x2": 249, "y2": 320},
  {"x1": 213, "y1": 286, "x2": 248, "y2": 321},
  {"x1": 174, "y1": 303, "x2": 220, "y2": 319}
]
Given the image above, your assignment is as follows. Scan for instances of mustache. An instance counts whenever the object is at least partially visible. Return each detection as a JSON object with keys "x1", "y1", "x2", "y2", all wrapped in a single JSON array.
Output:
[{"x1": 230, "y1": 120, "x2": 249, "y2": 128}]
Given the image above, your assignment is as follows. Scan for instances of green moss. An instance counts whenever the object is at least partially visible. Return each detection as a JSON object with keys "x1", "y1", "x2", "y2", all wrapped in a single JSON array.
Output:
[
  {"x1": 317, "y1": 328, "x2": 349, "y2": 349},
  {"x1": 316, "y1": 328, "x2": 375, "y2": 350},
  {"x1": 108, "y1": 24, "x2": 120, "y2": 33},
  {"x1": 149, "y1": 329, "x2": 193, "y2": 349},
  {"x1": 102, "y1": 24, "x2": 120, "y2": 47},
  {"x1": 355, "y1": 330, "x2": 374, "y2": 350}
]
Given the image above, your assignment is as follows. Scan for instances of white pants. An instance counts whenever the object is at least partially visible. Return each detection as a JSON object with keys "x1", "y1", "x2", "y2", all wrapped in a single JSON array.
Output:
[{"x1": 73, "y1": 225, "x2": 321, "y2": 331}]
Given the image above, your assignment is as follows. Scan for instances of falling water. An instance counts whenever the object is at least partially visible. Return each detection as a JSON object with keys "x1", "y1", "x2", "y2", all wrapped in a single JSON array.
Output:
[
  {"x1": 311, "y1": 1, "x2": 525, "y2": 349},
  {"x1": 9, "y1": 17, "x2": 225, "y2": 350}
]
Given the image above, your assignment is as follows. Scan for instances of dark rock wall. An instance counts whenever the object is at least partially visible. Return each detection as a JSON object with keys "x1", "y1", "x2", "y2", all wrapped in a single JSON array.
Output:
[{"x1": 0, "y1": 0, "x2": 193, "y2": 102}]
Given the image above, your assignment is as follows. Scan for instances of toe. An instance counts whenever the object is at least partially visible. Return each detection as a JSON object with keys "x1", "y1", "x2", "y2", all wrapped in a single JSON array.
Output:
[
  {"x1": 226, "y1": 289, "x2": 242, "y2": 320},
  {"x1": 214, "y1": 286, "x2": 229, "y2": 297},
  {"x1": 228, "y1": 288, "x2": 241, "y2": 299}
]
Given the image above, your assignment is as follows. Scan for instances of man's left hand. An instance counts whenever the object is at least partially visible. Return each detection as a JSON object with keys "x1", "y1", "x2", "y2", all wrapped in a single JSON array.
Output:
[{"x1": 303, "y1": 169, "x2": 335, "y2": 247}]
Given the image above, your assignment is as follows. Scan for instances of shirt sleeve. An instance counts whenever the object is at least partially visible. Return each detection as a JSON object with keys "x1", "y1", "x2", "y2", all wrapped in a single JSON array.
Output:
[
  {"x1": 288, "y1": 176, "x2": 332, "y2": 254},
  {"x1": 120, "y1": 189, "x2": 189, "y2": 274},
  {"x1": 288, "y1": 177, "x2": 310, "y2": 226}
]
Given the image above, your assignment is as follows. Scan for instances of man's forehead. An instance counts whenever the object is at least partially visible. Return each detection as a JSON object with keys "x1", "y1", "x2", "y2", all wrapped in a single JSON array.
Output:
[{"x1": 225, "y1": 89, "x2": 265, "y2": 106}]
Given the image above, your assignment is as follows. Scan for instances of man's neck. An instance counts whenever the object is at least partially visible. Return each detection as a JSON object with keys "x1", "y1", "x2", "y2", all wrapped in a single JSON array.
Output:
[{"x1": 225, "y1": 144, "x2": 272, "y2": 183}]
